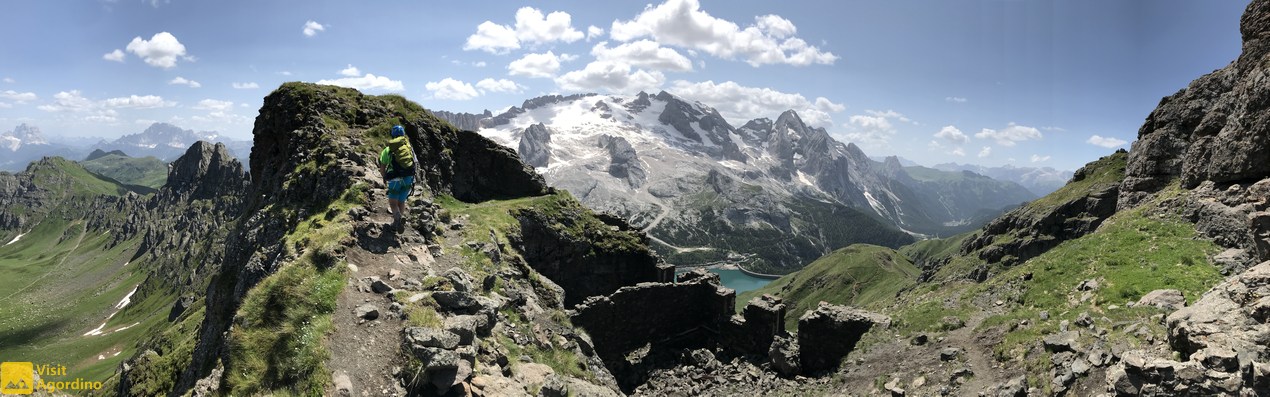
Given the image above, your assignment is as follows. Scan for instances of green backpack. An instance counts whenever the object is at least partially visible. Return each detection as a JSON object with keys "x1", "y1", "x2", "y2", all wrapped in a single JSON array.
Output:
[{"x1": 386, "y1": 137, "x2": 415, "y2": 178}]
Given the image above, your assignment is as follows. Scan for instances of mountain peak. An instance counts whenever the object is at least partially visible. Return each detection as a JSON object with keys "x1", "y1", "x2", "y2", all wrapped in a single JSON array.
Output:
[{"x1": 166, "y1": 141, "x2": 247, "y2": 200}]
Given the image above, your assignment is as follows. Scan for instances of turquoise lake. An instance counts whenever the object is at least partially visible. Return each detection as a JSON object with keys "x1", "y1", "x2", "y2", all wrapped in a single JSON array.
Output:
[{"x1": 706, "y1": 268, "x2": 773, "y2": 294}]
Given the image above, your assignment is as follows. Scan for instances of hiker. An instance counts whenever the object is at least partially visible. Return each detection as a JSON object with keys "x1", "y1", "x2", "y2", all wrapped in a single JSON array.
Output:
[{"x1": 379, "y1": 125, "x2": 417, "y2": 230}]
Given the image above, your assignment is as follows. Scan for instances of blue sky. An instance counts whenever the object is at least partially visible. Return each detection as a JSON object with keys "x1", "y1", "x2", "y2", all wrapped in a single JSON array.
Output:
[{"x1": 0, "y1": 0, "x2": 1248, "y2": 171}]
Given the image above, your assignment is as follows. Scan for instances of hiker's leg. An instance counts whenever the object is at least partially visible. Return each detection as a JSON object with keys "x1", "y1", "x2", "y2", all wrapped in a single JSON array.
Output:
[{"x1": 388, "y1": 198, "x2": 403, "y2": 223}]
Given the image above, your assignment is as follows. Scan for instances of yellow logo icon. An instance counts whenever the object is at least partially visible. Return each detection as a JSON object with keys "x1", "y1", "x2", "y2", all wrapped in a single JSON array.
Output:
[{"x1": 1, "y1": 361, "x2": 34, "y2": 394}]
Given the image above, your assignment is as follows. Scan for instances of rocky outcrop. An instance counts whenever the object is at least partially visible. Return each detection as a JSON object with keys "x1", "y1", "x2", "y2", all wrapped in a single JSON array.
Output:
[
  {"x1": 598, "y1": 135, "x2": 646, "y2": 188},
  {"x1": 511, "y1": 198, "x2": 660, "y2": 307},
  {"x1": 1120, "y1": 0, "x2": 1270, "y2": 208},
  {"x1": 654, "y1": 91, "x2": 745, "y2": 162},
  {"x1": 166, "y1": 141, "x2": 248, "y2": 201},
  {"x1": 959, "y1": 151, "x2": 1125, "y2": 270},
  {"x1": 518, "y1": 123, "x2": 552, "y2": 168},
  {"x1": 797, "y1": 302, "x2": 889, "y2": 374}
]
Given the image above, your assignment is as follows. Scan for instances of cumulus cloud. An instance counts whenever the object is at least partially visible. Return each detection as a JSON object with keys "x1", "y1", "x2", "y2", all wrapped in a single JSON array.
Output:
[
  {"x1": 465, "y1": 21, "x2": 520, "y2": 54},
  {"x1": 1031, "y1": 154, "x2": 1051, "y2": 163},
  {"x1": 592, "y1": 40, "x2": 693, "y2": 72},
  {"x1": 37, "y1": 90, "x2": 169, "y2": 123},
  {"x1": 841, "y1": 110, "x2": 912, "y2": 147},
  {"x1": 316, "y1": 73, "x2": 405, "y2": 92},
  {"x1": 668, "y1": 80, "x2": 843, "y2": 128},
  {"x1": 194, "y1": 99, "x2": 234, "y2": 111},
  {"x1": 232, "y1": 82, "x2": 259, "y2": 89},
  {"x1": 508, "y1": 51, "x2": 565, "y2": 78},
  {"x1": 476, "y1": 78, "x2": 523, "y2": 94},
  {"x1": 125, "y1": 32, "x2": 190, "y2": 69},
  {"x1": 464, "y1": 7, "x2": 583, "y2": 54},
  {"x1": 425, "y1": 78, "x2": 480, "y2": 100},
  {"x1": 168, "y1": 76, "x2": 201, "y2": 88},
  {"x1": 1, "y1": 90, "x2": 37, "y2": 104},
  {"x1": 945, "y1": 96, "x2": 967, "y2": 103},
  {"x1": 339, "y1": 64, "x2": 361, "y2": 77},
  {"x1": 514, "y1": 7, "x2": 584, "y2": 44},
  {"x1": 103, "y1": 49, "x2": 125, "y2": 62},
  {"x1": 609, "y1": 0, "x2": 836, "y2": 66},
  {"x1": 933, "y1": 125, "x2": 968, "y2": 144},
  {"x1": 1086, "y1": 135, "x2": 1128, "y2": 148},
  {"x1": 950, "y1": 147, "x2": 966, "y2": 157},
  {"x1": 587, "y1": 25, "x2": 605, "y2": 41},
  {"x1": 303, "y1": 20, "x2": 325, "y2": 37},
  {"x1": 102, "y1": 95, "x2": 173, "y2": 108},
  {"x1": 978, "y1": 146, "x2": 992, "y2": 158},
  {"x1": 556, "y1": 61, "x2": 665, "y2": 94},
  {"x1": 974, "y1": 123, "x2": 1042, "y2": 146}
]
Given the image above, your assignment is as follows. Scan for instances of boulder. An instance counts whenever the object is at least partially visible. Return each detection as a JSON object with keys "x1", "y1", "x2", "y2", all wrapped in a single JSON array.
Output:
[
  {"x1": 768, "y1": 335, "x2": 801, "y2": 377},
  {"x1": 1138, "y1": 289, "x2": 1186, "y2": 311},
  {"x1": 354, "y1": 304, "x2": 380, "y2": 321}
]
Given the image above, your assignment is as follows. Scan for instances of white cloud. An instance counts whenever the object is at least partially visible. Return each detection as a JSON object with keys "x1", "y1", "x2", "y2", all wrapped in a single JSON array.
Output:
[
  {"x1": 464, "y1": 7, "x2": 586, "y2": 54},
  {"x1": 464, "y1": 21, "x2": 520, "y2": 54},
  {"x1": 232, "y1": 82, "x2": 259, "y2": 89},
  {"x1": 978, "y1": 146, "x2": 992, "y2": 158},
  {"x1": 476, "y1": 78, "x2": 523, "y2": 94},
  {"x1": 103, "y1": 49, "x2": 125, "y2": 62},
  {"x1": 425, "y1": 78, "x2": 480, "y2": 100},
  {"x1": 514, "y1": 7, "x2": 584, "y2": 44},
  {"x1": 1086, "y1": 135, "x2": 1128, "y2": 148},
  {"x1": 194, "y1": 99, "x2": 234, "y2": 111},
  {"x1": 587, "y1": 25, "x2": 605, "y2": 41},
  {"x1": 841, "y1": 109, "x2": 912, "y2": 147},
  {"x1": 316, "y1": 73, "x2": 405, "y2": 92},
  {"x1": 945, "y1": 96, "x2": 967, "y2": 103},
  {"x1": 1042, "y1": 126, "x2": 1066, "y2": 132},
  {"x1": 474, "y1": 61, "x2": 487, "y2": 67},
  {"x1": 303, "y1": 20, "x2": 325, "y2": 37},
  {"x1": 135, "y1": 119, "x2": 158, "y2": 125},
  {"x1": 933, "y1": 125, "x2": 968, "y2": 144},
  {"x1": 669, "y1": 80, "x2": 842, "y2": 128},
  {"x1": 592, "y1": 40, "x2": 693, "y2": 72},
  {"x1": 610, "y1": 0, "x2": 836, "y2": 67},
  {"x1": 0, "y1": 103, "x2": 10, "y2": 108},
  {"x1": 974, "y1": 123, "x2": 1042, "y2": 146},
  {"x1": 556, "y1": 61, "x2": 665, "y2": 94},
  {"x1": 168, "y1": 76, "x2": 201, "y2": 88},
  {"x1": 950, "y1": 147, "x2": 966, "y2": 157},
  {"x1": 508, "y1": 51, "x2": 564, "y2": 78},
  {"x1": 38, "y1": 90, "x2": 95, "y2": 113},
  {"x1": 278, "y1": 71, "x2": 293, "y2": 76},
  {"x1": 125, "y1": 32, "x2": 190, "y2": 69},
  {"x1": 1, "y1": 90, "x2": 37, "y2": 103},
  {"x1": 339, "y1": 64, "x2": 361, "y2": 77},
  {"x1": 1031, "y1": 154, "x2": 1051, "y2": 163},
  {"x1": 103, "y1": 95, "x2": 173, "y2": 108},
  {"x1": 2, "y1": 77, "x2": 13, "y2": 83}
]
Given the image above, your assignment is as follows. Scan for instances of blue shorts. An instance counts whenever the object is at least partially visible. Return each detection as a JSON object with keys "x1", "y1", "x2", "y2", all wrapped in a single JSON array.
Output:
[{"x1": 387, "y1": 176, "x2": 414, "y2": 202}]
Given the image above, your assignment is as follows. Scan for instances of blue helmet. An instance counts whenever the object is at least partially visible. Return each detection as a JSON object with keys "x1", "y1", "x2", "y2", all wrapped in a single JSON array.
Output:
[{"x1": 391, "y1": 125, "x2": 405, "y2": 137}]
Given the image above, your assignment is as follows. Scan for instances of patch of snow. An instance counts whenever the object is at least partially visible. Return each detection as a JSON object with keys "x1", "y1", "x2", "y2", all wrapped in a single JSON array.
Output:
[
  {"x1": 4, "y1": 232, "x2": 25, "y2": 246},
  {"x1": 796, "y1": 171, "x2": 815, "y2": 187},
  {"x1": 84, "y1": 285, "x2": 140, "y2": 337},
  {"x1": 862, "y1": 191, "x2": 887, "y2": 218}
]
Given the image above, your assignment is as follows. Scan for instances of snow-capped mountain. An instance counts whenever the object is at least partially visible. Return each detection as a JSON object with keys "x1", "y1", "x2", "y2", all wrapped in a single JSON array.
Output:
[
  {"x1": 442, "y1": 92, "x2": 1034, "y2": 272},
  {"x1": 1, "y1": 124, "x2": 83, "y2": 171},
  {"x1": 933, "y1": 163, "x2": 1074, "y2": 196}
]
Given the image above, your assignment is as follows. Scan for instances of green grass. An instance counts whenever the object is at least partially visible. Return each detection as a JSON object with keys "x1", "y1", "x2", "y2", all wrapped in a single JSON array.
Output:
[
  {"x1": 1020, "y1": 151, "x2": 1126, "y2": 217},
  {"x1": 738, "y1": 244, "x2": 921, "y2": 329},
  {"x1": 79, "y1": 154, "x2": 167, "y2": 190},
  {"x1": 223, "y1": 184, "x2": 365, "y2": 396}
]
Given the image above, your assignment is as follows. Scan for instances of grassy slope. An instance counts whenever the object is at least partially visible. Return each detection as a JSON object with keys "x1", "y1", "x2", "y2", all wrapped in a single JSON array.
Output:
[
  {"x1": 80, "y1": 153, "x2": 168, "y2": 189},
  {"x1": 0, "y1": 159, "x2": 175, "y2": 388},
  {"x1": 738, "y1": 244, "x2": 920, "y2": 329}
]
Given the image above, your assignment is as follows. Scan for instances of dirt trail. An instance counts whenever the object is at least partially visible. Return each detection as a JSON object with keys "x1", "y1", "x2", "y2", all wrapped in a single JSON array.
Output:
[{"x1": 326, "y1": 186, "x2": 439, "y2": 397}]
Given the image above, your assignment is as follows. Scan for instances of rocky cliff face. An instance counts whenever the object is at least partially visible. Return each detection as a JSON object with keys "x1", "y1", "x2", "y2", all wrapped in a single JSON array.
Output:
[{"x1": 518, "y1": 123, "x2": 552, "y2": 168}]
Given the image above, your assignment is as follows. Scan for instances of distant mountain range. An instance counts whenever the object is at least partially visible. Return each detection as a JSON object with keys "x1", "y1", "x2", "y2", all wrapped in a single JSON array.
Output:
[
  {"x1": 437, "y1": 91, "x2": 1036, "y2": 272},
  {"x1": 932, "y1": 163, "x2": 1073, "y2": 196},
  {"x1": 0, "y1": 122, "x2": 251, "y2": 172}
]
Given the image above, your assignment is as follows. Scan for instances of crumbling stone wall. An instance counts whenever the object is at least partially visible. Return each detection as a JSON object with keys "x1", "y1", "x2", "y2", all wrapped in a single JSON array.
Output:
[{"x1": 571, "y1": 271, "x2": 735, "y2": 360}]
